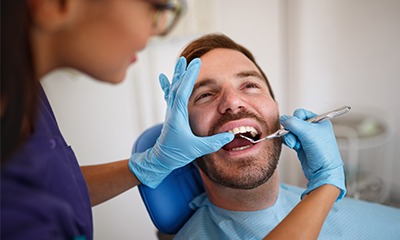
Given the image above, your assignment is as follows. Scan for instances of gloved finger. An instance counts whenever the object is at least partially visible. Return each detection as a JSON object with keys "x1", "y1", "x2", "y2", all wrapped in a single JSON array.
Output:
[
  {"x1": 159, "y1": 74, "x2": 170, "y2": 103},
  {"x1": 280, "y1": 114, "x2": 305, "y2": 131},
  {"x1": 172, "y1": 57, "x2": 187, "y2": 85},
  {"x1": 295, "y1": 109, "x2": 335, "y2": 135},
  {"x1": 281, "y1": 132, "x2": 298, "y2": 149},
  {"x1": 293, "y1": 108, "x2": 317, "y2": 121},
  {"x1": 175, "y1": 58, "x2": 201, "y2": 104},
  {"x1": 165, "y1": 57, "x2": 188, "y2": 107},
  {"x1": 280, "y1": 114, "x2": 316, "y2": 140},
  {"x1": 280, "y1": 115, "x2": 301, "y2": 150},
  {"x1": 197, "y1": 132, "x2": 234, "y2": 153}
]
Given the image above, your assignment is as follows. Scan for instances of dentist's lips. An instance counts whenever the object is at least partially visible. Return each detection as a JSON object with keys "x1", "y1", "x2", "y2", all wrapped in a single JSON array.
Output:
[{"x1": 130, "y1": 55, "x2": 137, "y2": 63}]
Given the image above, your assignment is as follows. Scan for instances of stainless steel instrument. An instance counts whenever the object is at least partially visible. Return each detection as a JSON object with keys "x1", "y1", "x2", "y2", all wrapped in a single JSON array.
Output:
[{"x1": 240, "y1": 106, "x2": 351, "y2": 143}]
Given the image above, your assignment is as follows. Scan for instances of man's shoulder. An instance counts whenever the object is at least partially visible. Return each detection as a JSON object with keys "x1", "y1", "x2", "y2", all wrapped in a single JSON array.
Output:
[
  {"x1": 174, "y1": 198, "x2": 222, "y2": 240},
  {"x1": 175, "y1": 184, "x2": 400, "y2": 239},
  {"x1": 322, "y1": 189, "x2": 400, "y2": 238}
]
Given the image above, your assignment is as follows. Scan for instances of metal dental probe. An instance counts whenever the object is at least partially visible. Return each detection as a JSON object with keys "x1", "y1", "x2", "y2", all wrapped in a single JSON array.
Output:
[{"x1": 239, "y1": 106, "x2": 351, "y2": 143}]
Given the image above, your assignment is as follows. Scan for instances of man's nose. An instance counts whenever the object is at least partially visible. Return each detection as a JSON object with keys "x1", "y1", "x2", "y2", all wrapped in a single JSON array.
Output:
[{"x1": 218, "y1": 90, "x2": 246, "y2": 114}]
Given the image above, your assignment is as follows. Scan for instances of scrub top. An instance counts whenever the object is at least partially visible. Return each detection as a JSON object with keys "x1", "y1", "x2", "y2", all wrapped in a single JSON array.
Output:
[
  {"x1": 1, "y1": 86, "x2": 93, "y2": 240},
  {"x1": 174, "y1": 184, "x2": 400, "y2": 240}
]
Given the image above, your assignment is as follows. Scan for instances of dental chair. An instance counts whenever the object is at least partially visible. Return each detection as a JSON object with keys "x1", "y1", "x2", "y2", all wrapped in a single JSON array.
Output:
[{"x1": 132, "y1": 123, "x2": 204, "y2": 235}]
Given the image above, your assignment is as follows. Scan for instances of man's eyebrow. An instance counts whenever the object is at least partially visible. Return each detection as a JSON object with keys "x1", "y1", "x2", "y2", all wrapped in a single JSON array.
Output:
[
  {"x1": 193, "y1": 78, "x2": 217, "y2": 92},
  {"x1": 235, "y1": 70, "x2": 264, "y2": 81},
  {"x1": 192, "y1": 70, "x2": 265, "y2": 93}
]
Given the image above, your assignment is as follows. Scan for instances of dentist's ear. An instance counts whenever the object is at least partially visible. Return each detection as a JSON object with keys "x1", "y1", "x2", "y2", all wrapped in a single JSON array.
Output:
[{"x1": 28, "y1": 0, "x2": 78, "y2": 31}]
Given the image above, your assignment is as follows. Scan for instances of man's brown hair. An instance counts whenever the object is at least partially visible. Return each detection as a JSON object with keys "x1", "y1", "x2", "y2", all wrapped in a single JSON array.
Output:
[{"x1": 180, "y1": 33, "x2": 275, "y2": 100}]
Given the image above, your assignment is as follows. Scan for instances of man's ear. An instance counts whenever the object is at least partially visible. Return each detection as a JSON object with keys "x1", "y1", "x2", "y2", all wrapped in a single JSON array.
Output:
[{"x1": 28, "y1": 0, "x2": 75, "y2": 31}]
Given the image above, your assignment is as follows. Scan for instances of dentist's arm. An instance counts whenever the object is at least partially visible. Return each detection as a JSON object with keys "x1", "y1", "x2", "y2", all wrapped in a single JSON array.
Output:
[
  {"x1": 280, "y1": 108, "x2": 346, "y2": 201},
  {"x1": 264, "y1": 108, "x2": 346, "y2": 239},
  {"x1": 81, "y1": 160, "x2": 139, "y2": 206}
]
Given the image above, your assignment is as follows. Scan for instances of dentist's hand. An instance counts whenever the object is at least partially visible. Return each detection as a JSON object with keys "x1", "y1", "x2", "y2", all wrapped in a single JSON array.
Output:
[
  {"x1": 280, "y1": 108, "x2": 346, "y2": 201},
  {"x1": 129, "y1": 57, "x2": 234, "y2": 188}
]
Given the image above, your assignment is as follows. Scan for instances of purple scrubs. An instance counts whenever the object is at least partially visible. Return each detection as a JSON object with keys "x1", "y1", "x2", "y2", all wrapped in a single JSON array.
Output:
[{"x1": 1, "y1": 86, "x2": 93, "y2": 239}]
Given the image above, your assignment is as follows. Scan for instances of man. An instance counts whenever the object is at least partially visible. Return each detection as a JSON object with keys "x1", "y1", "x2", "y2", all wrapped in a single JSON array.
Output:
[{"x1": 170, "y1": 33, "x2": 400, "y2": 239}]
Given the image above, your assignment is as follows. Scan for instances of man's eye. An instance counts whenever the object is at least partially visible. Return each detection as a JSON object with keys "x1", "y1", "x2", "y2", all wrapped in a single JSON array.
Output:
[
  {"x1": 244, "y1": 82, "x2": 260, "y2": 89},
  {"x1": 195, "y1": 92, "x2": 213, "y2": 102}
]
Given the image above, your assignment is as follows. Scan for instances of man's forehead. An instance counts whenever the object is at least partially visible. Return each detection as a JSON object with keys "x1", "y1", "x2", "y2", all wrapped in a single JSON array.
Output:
[
  {"x1": 198, "y1": 49, "x2": 261, "y2": 77},
  {"x1": 199, "y1": 48, "x2": 253, "y2": 65}
]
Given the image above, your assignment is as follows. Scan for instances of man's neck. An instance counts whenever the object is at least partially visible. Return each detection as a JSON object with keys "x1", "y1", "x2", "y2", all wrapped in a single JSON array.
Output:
[{"x1": 201, "y1": 171, "x2": 280, "y2": 211}]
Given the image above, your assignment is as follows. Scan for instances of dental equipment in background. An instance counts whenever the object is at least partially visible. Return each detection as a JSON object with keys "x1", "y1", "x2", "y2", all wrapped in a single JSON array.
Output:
[{"x1": 240, "y1": 106, "x2": 351, "y2": 143}]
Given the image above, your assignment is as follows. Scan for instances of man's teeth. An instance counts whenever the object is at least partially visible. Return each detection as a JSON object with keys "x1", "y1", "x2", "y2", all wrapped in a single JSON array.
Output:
[
  {"x1": 228, "y1": 126, "x2": 258, "y2": 137},
  {"x1": 232, "y1": 145, "x2": 252, "y2": 151}
]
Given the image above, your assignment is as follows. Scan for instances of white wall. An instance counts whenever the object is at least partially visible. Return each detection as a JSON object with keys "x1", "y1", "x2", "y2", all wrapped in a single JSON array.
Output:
[
  {"x1": 286, "y1": 0, "x2": 400, "y2": 203},
  {"x1": 41, "y1": 0, "x2": 400, "y2": 239}
]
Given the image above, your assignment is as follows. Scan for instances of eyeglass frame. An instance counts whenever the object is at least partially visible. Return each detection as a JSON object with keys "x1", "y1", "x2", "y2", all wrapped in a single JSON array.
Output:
[{"x1": 149, "y1": 0, "x2": 186, "y2": 36}]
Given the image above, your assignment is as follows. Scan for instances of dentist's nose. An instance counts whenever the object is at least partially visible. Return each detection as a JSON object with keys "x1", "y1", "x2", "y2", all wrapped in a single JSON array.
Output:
[{"x1": 218, "y1": 90, "x2": 246, "y2": 114}]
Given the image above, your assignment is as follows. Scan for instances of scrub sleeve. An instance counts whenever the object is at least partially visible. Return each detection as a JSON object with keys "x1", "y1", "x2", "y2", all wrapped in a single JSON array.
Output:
[{"x1": 1, "y1": 85, "x2": 93, "y2": 240}]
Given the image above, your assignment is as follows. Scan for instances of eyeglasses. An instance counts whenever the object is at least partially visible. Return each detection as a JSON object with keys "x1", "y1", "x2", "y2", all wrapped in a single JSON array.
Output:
[{"x1": 149, "y1": 0, "x2": 186, "y2": 36}]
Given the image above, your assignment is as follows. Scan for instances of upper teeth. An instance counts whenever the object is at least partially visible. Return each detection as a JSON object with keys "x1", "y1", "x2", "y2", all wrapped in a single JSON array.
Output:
[{"x1": 229, "y1": 126, "x2": 258, "y2": 137}]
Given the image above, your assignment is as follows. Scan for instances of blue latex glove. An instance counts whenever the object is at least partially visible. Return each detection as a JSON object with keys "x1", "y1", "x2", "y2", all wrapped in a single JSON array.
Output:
[
  {"x1": 129, "y1": 57, "x2": 234, "y2": 188},
  {"x1": 280, "y1": 108, "x2": 346, "y2": 201}
]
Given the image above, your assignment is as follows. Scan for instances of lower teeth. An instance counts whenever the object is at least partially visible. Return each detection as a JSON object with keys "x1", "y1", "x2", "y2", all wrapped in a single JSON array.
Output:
[{"x1": 232, "y1": 145, "x2": 252, "y2": 151}]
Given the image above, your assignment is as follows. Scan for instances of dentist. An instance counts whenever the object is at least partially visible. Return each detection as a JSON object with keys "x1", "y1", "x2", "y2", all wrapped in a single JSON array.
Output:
[{"x1": 2, "y1": 1, "x2": 233, "y2": 239}]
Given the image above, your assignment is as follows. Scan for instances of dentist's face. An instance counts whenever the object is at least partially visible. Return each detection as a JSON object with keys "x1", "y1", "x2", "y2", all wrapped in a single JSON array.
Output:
[
  {"x1": 47, "y1": 0, "x2": 157, "y2": 83},
  {"x1": 188, "y1": 48, "x2": 282, "y2": 189}
]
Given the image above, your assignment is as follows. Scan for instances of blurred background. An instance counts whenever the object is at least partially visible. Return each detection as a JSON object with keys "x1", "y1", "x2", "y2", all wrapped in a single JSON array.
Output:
[{"x1": 41, "y1": 0, "x2": 400, "y2": 239}]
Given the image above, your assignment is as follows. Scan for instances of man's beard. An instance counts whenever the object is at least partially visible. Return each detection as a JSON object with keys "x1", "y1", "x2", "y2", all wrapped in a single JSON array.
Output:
[{"x1": 195, "y1": 110, "x2": 282, "y2": 190}]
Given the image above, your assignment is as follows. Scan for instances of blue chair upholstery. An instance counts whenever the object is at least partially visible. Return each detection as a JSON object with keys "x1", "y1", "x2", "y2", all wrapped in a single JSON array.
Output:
[{"x1": 132, "y1": 123, "x2": 205, "y2": 235}]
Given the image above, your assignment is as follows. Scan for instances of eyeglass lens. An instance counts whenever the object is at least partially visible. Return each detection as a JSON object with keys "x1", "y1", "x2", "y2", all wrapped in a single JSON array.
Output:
[{"x1": 153, "y1": 0, "x2": 185, "y2": 36}]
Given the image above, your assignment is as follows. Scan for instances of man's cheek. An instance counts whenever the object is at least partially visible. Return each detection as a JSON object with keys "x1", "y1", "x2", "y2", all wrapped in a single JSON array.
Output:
[
  {"x1": 189, "y1": 113, "x2": 208, "y2": 136},
  {"x1": 188, "y1": 114, "x2": 200, "y2": 135}
]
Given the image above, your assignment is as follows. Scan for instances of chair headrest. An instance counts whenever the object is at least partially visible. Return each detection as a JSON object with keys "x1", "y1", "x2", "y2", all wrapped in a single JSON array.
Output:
[{"x1": 133, "y1": 123, "x2": 205, "y2": 234}]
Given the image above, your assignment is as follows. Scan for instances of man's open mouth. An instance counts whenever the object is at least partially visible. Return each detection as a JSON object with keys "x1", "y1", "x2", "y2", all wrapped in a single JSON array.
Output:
[{"x1": 222, "y1": 126, "x2": 261, "y2": 151}]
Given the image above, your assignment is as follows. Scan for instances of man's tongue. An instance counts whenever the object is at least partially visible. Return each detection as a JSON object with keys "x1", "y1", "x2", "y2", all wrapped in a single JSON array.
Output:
[{"x1": 222, "y1": 136, "x2": 252, "y2": 151}]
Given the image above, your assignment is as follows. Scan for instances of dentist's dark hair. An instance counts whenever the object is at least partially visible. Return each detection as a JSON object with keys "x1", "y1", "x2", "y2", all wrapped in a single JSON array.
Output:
[
  {"x1": 180, "y1": 33, "x2": 275, "y2": 100},
  {"x1": 1, "y1": 1, "x2": 39, "y2": 163}
]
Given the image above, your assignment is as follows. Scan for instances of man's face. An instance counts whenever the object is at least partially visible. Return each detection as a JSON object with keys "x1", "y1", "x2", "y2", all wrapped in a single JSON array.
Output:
[{"x1": 188, "y1": 48, "x2": 282, "y2": 189}]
